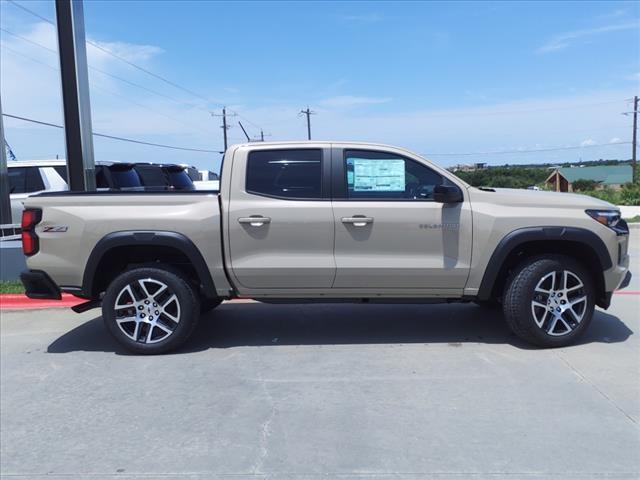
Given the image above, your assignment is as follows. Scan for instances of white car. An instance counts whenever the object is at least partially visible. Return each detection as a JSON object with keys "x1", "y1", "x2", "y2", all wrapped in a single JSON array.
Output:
[{"x1": 7, "y1": 160, "x2": 68, "y2": 224}]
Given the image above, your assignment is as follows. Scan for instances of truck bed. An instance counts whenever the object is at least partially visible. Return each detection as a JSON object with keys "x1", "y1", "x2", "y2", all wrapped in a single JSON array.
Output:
[{"x1": 22, "y1": 191, "x2": 229, "y2": 296}]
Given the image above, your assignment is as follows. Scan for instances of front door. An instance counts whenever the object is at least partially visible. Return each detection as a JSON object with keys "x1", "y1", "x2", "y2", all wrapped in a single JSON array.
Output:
[
  {"x1": 227, "y1": 147, "x2": 336, "y2": 290},
  {"x1": 331, "y1": 148, "x2": 472, "y2": 291}
]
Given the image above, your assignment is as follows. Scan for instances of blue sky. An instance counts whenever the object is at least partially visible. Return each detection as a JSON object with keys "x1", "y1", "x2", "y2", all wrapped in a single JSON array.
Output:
[{"x1": 1, "y1": 0, "x2": 639, "y2": 171}]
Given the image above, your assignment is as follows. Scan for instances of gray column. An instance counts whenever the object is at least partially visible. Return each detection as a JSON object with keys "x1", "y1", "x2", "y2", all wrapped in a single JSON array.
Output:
[
  {"x1": 55, "y1": 0, "x2": 96, "y2": 191},
  {"x1": 0, "y1": 96, "x2": 12, "y2": 224}
]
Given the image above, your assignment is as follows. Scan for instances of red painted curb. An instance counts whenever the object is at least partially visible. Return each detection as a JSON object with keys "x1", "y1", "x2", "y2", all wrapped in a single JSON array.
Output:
[
  {"x1": 614, "y1": 290, "x2": 640, "y2": 295},
  {"x1": 0, "y1": 293, "x2": 83, "y2": 310}
]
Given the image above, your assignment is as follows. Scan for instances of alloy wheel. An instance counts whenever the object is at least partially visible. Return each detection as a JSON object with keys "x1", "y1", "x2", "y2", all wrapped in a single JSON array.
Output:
[
  {"x1": 531, "y1": 270, "x2": 588, "y2": 336},
  {"x1": 113, "y1": 278, "x2": 181, "y2": 344}
]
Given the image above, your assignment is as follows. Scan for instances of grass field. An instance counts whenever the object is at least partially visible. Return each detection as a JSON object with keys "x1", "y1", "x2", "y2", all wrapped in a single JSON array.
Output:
[{"x1": 0, "y1": 281, "x2": 25, "y2": 294}]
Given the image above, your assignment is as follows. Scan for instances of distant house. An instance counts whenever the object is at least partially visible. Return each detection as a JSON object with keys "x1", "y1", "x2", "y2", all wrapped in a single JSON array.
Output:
[
  {"x1": 451, "y1": 162, "x2": 487, "y2": 173},
  {"x1": 545, "y1": 165, "x2": 633, "y2": 192}
]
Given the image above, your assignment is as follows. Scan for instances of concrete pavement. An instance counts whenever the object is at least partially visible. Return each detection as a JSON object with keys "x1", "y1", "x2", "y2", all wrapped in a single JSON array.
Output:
[{"x1": 1, "y1": 292, "x2": 639, "y2": 479}]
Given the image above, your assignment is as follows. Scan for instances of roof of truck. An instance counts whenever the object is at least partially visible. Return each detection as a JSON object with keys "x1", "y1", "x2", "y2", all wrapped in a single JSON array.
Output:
[
  {"x1": 230, "y1": 140, "x2": 402, "y2": 148},
  {"x1": 6, "y1": 159, "x2": 68, "y2": 167}
]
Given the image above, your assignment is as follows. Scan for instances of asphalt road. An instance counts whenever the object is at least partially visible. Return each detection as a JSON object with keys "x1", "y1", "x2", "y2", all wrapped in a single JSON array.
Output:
[{"x1": 1, "y1": 265, "x2": 639, "y2": 479}]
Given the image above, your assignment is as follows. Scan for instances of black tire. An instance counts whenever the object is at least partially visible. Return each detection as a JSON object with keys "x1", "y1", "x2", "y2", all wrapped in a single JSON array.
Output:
[
  {"x1": 200, "y1": 298, "x2": 222, "y2": 313},
  {"x1": 502, "y1": 255, "x2": 595, "y2": 348},
  {"x1": 102, "y1": 267, "x2": 200, "y2": 354}
]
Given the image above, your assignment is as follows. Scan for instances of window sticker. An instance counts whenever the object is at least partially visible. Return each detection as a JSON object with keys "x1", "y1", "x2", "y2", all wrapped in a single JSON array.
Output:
[{"x1": 351, "y1": 158, "x2": 405, "y2": 192}]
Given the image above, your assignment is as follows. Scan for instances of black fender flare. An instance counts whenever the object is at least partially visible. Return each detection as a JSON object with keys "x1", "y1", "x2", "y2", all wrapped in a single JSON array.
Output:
[
  {"x1": 82, "y1": 231, "x2": 216, "y2": 299},
  {"x1": 477, "y1": 226, "x2": 612, "y2": 301}
]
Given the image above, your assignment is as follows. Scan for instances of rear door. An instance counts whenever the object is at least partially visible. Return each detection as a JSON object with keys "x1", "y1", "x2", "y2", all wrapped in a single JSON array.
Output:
[
  {"x1": 226, "y1": 146, "x2": 335, "y2": 290},
  {"x1": 330, "y1": 147, "x2": 472, "y2": 292}
]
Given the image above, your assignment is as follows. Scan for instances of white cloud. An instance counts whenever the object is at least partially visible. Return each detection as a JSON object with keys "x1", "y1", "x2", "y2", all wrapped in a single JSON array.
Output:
[
  {"x1": 319, "y1": 95, "x2": 392, "y2": 109},
  {"x1": 87, "y1": 40, "x2": 164, "y2": 63},
  {"x1": 609, "y1": 137, "x2": 622, "y2": 143},
  {"x1": 597, "y1": 9, "x2": 628, "y2": 20},
  {"x1": 580, "y1": 138, "x2": 596, "y2": 146},
  {"x1": 1, "y1": 20, "x2": 634, "y2": 170},
  {"x1": 537, "y1": 21, "x2": 639, "y2": 53}
]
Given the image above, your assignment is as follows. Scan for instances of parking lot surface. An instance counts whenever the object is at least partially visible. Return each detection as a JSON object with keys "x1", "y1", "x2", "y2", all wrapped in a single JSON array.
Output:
[{"x1": 1, "y1": 280, "x2": 638, "y2": 479}]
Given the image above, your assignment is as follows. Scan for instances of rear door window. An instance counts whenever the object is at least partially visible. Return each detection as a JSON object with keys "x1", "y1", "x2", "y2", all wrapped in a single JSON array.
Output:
[
  {"x1": 25, "y1": 167, "x2": 45, "y2": 192},
  {"x1": 246, "y1": 149, "x2": 322, "y2": 199},
  {"x1": 8, "y1": 167, "x2": 44, "y2": 193},
  {"x1": 8, "y1": 167, "x2": 26, "y2": 194}
]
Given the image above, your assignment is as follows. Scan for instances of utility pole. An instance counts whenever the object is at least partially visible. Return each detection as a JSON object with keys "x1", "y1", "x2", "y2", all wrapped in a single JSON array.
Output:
[
  {"x1": 633, "y1": 95, "x2": 638, "y2": 183},
  {"x1": 299, "y1": 106, "x2": 315, "y2": 140},
  {"x1": 256, "y1": 130, "x2": 271, "y2": 142},
  {"x1": 211, "y1": 107, "x2": 236, "y2": 151}
]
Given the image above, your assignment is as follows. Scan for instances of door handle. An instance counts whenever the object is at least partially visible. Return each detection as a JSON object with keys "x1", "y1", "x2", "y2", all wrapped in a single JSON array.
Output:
[
  {"x1": 341, "y1": 216, "x2": 374, "y2": 227},
  {"x1": 238, "y1": 216, "x2": 271, "y2": 227}
]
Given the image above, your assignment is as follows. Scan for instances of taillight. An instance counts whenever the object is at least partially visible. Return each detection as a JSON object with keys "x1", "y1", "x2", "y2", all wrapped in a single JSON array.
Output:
[{"x1": 21, "y1": 208, "x2": 42, "y2": 256}]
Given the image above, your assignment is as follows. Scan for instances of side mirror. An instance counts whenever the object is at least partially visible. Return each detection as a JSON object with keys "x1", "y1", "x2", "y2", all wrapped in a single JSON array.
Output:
[{"x1": 433, "y1": 184, "x2": 463, "y2": 203}]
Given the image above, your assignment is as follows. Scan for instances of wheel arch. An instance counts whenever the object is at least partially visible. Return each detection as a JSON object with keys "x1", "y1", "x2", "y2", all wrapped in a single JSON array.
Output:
[
  {"x1": 82, "y1": 231, "x2": 216, "y2": 300},
  {"x1": 477, "y1": 226, "x2": 612, "y2": 308}
]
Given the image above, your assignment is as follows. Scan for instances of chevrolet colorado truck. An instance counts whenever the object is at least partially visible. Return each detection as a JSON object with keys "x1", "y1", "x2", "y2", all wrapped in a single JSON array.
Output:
[{"x1": 20, "y1": 142, "x2": 632, "y2": 353}]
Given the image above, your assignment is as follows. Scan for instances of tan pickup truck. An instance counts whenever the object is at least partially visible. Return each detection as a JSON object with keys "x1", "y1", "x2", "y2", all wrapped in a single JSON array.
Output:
[{"x1": 20, "y1": 142, "x2": 631, "y2": 353}]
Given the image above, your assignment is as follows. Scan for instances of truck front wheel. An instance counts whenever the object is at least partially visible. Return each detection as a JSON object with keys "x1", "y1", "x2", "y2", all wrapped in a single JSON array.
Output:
[
  {"x1": 502, "y1": 255, "x2": 595, "y2": 348},
  {"x1": 102, "y1": 267, "x2": 200, "y2": 354}
]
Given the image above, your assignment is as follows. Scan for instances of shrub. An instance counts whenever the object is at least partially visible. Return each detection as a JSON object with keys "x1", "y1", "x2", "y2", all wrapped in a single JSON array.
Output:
[{"x1": 571, "y1": 179, "x2": 599, "y2": 192}]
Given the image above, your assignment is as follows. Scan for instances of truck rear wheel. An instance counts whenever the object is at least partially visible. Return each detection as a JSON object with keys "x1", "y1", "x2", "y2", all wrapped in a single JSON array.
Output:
[
  {"x1": 102, "y1": 267, "x2": 200, "y2": 354},
  {"x1": 502, "y1": 255, "x2": 595, "y2": 348}
]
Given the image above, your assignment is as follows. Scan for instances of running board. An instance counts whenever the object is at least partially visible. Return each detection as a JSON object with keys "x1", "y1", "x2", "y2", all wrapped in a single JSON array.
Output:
[{"x1": 71, "y1": 299, "x2": 102, "y2": 313}]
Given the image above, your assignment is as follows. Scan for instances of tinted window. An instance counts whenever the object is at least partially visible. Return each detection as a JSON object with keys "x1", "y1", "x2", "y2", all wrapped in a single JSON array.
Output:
[
  {"x1": 345, "y1": 150, "x2": 444, "y2": 200},
  {"x1": 185, "y1": 167, "x2": 200, "y2": 181},
  {"x1": 8, "y1": 167, "x2": 26, "y2": 194},
  {"x1": 109, "y1": 166, "x2": 142, "y2": 188},
  {"x1": 95, "y1": 166, "x2": 109, "y2": 188},
  {"x1": 53, "y1": 166, "x2": 68, "y2": 182},
  {"x1": 25, "y1": 167, "x2": 45, "y2": 192},
  {"x1": 8, "y1": 167, "x2": 44, "y2": 194},
  {"x1": 135, "y1": 165, "x2": 168, "y2": 187},
  {"x1": 246, "y1": 149, "x2": 321, "y2": 199},
  {"x1": 164, "y1": 168, "x2": 194, "y2": 190}
]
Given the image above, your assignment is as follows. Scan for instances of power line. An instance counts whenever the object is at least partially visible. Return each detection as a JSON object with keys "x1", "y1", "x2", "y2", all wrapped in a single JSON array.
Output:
[
  {"x1": 6, "y1": 0, "x2": 53, "y2": 25},
  {"x1": 424, "y1": 141, "x2": 632, "y2": 157},
  {"x1": 7, "y1": 0, "x2": 213, "y2": 104},
  {"x1": 0, "y1": 43, "x2": 215, "y2": 136},
  {"x1": 3, "y1": 113, "x2": 223, "y2": 153},
  {"x1": 6, "y1": 0, "x2": 266, "y2": 132},
  {"x1": 415, "y1": 100, "x2": 627, "y2": 119},
  {"x1": 0, "y1": 26, "x2": 57, "y2": 53},
  {"x1": 0, "y1": 27, "x2": 204, "y2": 112}
]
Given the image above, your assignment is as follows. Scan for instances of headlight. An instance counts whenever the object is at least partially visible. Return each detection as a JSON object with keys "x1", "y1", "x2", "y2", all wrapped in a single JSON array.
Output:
[{"x1": 585, "y1": 209, "x2": 628, "y2": 235}]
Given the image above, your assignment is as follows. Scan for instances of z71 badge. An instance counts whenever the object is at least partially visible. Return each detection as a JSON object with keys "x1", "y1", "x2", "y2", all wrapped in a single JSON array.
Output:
[{"x1": 42, "y1": 225, "x2": 69, "y2": 233}]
